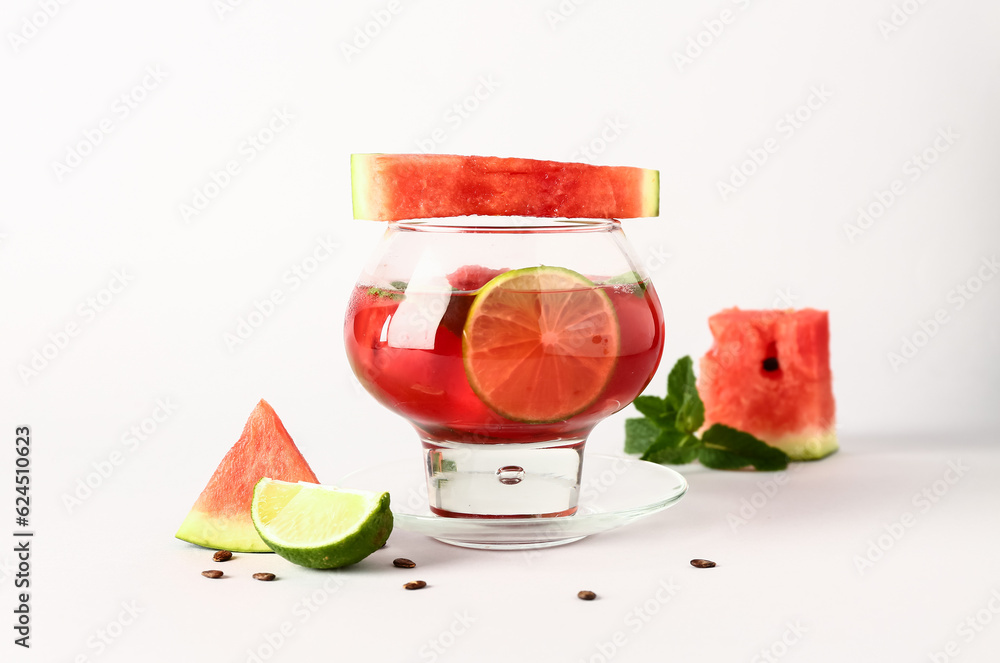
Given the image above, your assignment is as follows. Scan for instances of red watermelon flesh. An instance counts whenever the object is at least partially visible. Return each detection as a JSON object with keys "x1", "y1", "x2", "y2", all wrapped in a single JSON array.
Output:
[
  {"x1": 440, "y1": 265, "x2": 511, "y2": 338},
  {"x1": 175, "y1": 399, "x2": 319, "y2": 552},
  {"x1": 446, "y1": 264, "x2": 509, "y2": 292},
  {"x1": 351, "y1": 154, "x2": 659, "y2": 221},
  {"x1": 698, "y1": 308, "x2": 837, "y2": 460}
]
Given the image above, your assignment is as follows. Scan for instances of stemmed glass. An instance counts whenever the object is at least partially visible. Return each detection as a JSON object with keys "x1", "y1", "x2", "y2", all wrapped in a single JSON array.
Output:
[{"x1": 344, "y1": 216, "x2": 665, "y2": 521}]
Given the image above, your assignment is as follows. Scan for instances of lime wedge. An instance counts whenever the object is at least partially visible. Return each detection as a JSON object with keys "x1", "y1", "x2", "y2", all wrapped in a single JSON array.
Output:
[{"x1": 251, "y1": 478, "x2": 392, "y2": 569}]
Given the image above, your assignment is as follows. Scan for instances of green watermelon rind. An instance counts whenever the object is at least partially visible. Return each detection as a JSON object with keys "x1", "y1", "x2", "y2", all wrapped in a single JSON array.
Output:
[
  {"x1": 351, "y1": 153, "x2": 374, "y2": 220},
  {"x1": 645, "y1": 169, "x2": 660, "y2": 217},
  {"x1": 175, "y1": 510, "x2": 272, "y2": 553},
  {"x1": 766, "y1": 429, "x2": 839, "y2": 461}
]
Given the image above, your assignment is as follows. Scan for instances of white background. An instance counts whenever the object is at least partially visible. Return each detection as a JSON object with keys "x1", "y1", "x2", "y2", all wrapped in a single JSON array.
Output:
[{"x1": 2, "y1": 1, "x2": 999, "y2": 662}]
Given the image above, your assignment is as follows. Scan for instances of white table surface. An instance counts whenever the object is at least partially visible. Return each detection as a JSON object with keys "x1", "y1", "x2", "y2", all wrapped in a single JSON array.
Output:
[
  {"x1": 19, "y1": 432, "x2": 999, "y2": 662},
  {"x1": 4, "y1": 2, "x2": 999, "y2": 661}
]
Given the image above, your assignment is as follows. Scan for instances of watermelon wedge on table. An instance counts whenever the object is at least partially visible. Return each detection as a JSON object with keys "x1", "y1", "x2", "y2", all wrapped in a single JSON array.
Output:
[
  {"x1": 351, "y1": 154, "x2": 659, "y2": 221},
  {"x1": 175, "y1": 400, "x2": 319, "y2": 552},
  {"x1": 698, "y1": 308, "x2": 838, "y2": 461}
]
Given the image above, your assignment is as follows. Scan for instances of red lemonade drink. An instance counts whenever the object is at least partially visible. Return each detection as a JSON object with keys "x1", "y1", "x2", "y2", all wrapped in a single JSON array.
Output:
[{"x1": 345, "y1": 274, "x2": 664, "y2": 446}]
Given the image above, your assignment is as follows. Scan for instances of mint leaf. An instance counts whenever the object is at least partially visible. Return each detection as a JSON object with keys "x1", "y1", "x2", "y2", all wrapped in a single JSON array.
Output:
[
  {"x1": 624, "y1": 418, "x2": 661, "y2": 455},
  {"x1": 390, "y1": 280, "x2": 408, "y2": 292},
  {"x1": 698, "y1": 424, "x2": 789, "y2": 471},
  {"x1": 676, "y1": 395, "x2": 704, "y2": 434},
  {"x1": 665, "y1": 356, "x2": 696, "y2": 410},
  {"x1": 665, "y1": 356, "x2": 704, "y2": 434},
  {"x1": 366, "y1": 286, "x2": 403, "y2": 300},
  {"x1": 632, "y1": 395, "x2": 677, "y2": 430},
  {"x1": 603, "y1": 271, "x2": 646, "y2": 296},
  {"x1": 632, "y1": 395, "x2": 666, "y2": 418},
  {"x1": 642, "y1": 430, "x2": 700, "y2": 465},
  {"x1": 604, "y1": 270, "x2": 644, "y2": 286}
]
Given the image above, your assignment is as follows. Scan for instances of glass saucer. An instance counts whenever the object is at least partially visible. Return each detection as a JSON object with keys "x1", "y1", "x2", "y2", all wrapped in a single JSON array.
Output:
[{"x1": 338, "y1": 454, "x2": 688, "y2": 550}]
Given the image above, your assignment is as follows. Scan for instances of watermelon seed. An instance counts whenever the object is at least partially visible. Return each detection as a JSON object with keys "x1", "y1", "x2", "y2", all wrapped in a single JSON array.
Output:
[
  {"x1": 202, "y1": 570, "x2": 224, "y2": 579},
  {"x1": 403, "y1": 580, "x2": 427, "y2": 590},
  {"x1": 252, "y1": 573, "x2": 276, "y2": 582},
  {"x1": 393, "y1": 558, "x2": 416, "y2": 568},
  {"x1": 690, "y1": 559, "x2": 716, "y2": 568},
  {"x1": 577, "y1": 590, "x2": 597, "y2": 601},
  {"x1": 213, "y1": 550, "x2": 233, "y2": 562},
  {"x1": 762, "y1": 357, "x2": 780, "y2": 372}
]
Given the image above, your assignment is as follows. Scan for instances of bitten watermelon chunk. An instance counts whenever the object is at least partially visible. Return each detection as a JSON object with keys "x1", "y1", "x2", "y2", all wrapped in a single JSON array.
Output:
[
  {"x1": 351, "y1": 154, "x2": 659, "y2": 221},
  {"x1": 698, "y1": 308, "x2": 837, "y2": 461},
  {"x1": 175, "y1": 400, "x2": 319, "y2": 552}
]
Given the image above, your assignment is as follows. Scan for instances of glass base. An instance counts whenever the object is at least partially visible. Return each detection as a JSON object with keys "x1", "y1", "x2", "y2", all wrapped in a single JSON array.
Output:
[
  {"x1": 338, "y1": 454, "x2": 689, "y2": 550},
  {"x1": 431, "y1": 535, "x2": 587, "y2": 551},
  {"x1": 422, "y1": 438, "x2": 584, "y2": 518}
]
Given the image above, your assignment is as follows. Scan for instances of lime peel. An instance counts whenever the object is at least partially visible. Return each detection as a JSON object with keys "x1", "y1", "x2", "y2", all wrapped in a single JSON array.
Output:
[{"x1": 251, "y1": 478, "x2": 392, "y2": 569}]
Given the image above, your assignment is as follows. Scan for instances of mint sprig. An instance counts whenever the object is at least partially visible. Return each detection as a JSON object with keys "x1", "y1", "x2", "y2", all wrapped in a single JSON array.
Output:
[{"x1": 625, "y1": 356, "x2": 789, "y2": 471}]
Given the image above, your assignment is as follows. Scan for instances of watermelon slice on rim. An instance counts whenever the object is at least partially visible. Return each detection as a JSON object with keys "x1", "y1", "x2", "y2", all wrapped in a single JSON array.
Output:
[
  {"x1": 351, "y1": 154, "x2": 659, "y2": 221},
  {"x1": 698, "y1": 308, "x2": 838, "y2": 461},
  {"x1": 175, "y1": 400, "x2": 319, "y2": 552}
]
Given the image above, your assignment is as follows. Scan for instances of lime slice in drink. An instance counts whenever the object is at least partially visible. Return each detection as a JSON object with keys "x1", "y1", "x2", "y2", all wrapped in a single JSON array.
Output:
[
  {"x1": 251, "y1": 478, "x2": 392, "y2": 569},
  {"x1": 462, "y1": 266, "x2": 620, "y2": 423}
]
